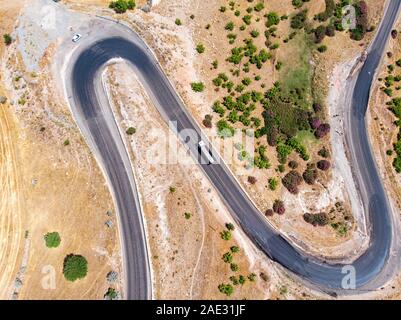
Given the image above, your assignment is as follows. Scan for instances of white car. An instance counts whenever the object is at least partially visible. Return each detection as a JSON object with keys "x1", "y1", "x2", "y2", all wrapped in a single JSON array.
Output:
[
  {"x1": 198, "y1": 140, "x2": 215, "y2": 164},
  {"x1": 72, "y1": 34, "x2": 82, "y2": 43}
]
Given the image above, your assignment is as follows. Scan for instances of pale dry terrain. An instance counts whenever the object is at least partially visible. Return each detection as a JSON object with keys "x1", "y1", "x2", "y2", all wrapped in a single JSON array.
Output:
[
  {"x1": 115, "y1": 0, "x2": 386, "y2": 258},
  {"x1": 366, "y1": 9, "x2": 401, "y2": 300},
  {"x1": 0, "y1": 0, "x2": 397, "y2": 301},
  {"x1": 0, "y1": 0, "x2": 122, "y2": 299},
  {"x1": 105, "y1": 62, "x2": 282, "y2": 299}
]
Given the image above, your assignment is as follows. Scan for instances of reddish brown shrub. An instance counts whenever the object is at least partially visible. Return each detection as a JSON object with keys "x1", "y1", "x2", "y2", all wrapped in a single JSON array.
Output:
[
  {"x1": 265, "y1": 209, "x2": 274, "y2": 217},
  {"x1": 273, "y1": 200, "x2": 285, "y2": 215},
  {"x1": 317, "y1": 159, "x2": 331, "y2": 171},
  {"x1": 282, "y1": 170, "x2": 303, "y2": 194},
  {"x1": 315, "y1": 123, "x2": 330, "y2": 138},
  {"x1": 248, "y1": 176, "x2": 257, "y2": 184}
]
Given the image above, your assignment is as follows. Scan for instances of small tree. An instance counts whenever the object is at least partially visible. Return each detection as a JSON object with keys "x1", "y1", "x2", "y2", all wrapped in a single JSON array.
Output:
[
  {"x1": 230, "y1": 246, "x2": 240, "y2": 253},
  {"x1": 220, "y1": 230, "x2": 232, "y2": 240},
  {"x1": 3, "y1": 34, "x2": 12, "y2": 46},
  {"x1": 104, "y1": 287, "x2": 119, "y2": 300},
  {"x1": 63, "y1": 254, "x2": 88, "y2": 281},
  {"x1": 268, "y1": 178, "x2": 278, "y2": 190},
  {"x1": 225, "y1": 22, "x2": 235, "y2": 31},
  {"x1": 191, "y1": 82, "x2": 205, "y2": 92},
  {"x1": 196, "y1": 43, "x2": 205, "y2": 54},
  {"x1": 218, "y1": 283, "x2": 234, "y2": 296},
  {"x1": 222, "y1": 252, "x2": 233, "y2": 263},
  {"x1": 175, "y1": 18, "x2": 182, "y2": 26},
  {"x1": 225, "y1": 222, "x2": 235, "y2": 231},
  {"x1": 44, "y1": 232, "x2": 61, "y2": 248},
  {"x1": 248, "y1": 273, "x2": 257, "y2": 281},
  {"x1": 126, "y1": 127, "x2": 136, "y2": 135}
]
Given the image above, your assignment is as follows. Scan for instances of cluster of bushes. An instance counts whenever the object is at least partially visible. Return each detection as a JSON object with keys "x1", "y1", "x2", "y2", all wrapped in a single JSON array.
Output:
[
  {"x1": 303, "y1": 212, "x2": 330, "y2": 226},
  {"x1": 351, "y1": 1, "x2": 369, "y2": 41},
  {"x1": 387, "y1": 97, "x2": 401, "y2": 172},
  {"x1": 315, "y1": 0, "x2": 336, "y2": 22},
  {"x1": 262, "y1": 83, "x2": 310, "y2": 146},
  {"x1": 292, "y1": 0, "x2": 310, "y2": 9},
  {"x1": 109, "y1": 0, "x2": 135, "y2": 13},
  {"x1": 314, "y1": 24, "x2": 336, "y2": 43},
  {"x1": 253, "y1": 145, "x2": 271, "y2": 169},
  {"x1": 218, "y1": 283, "x2": 234, "y2": 296},
  {"x1": 315, "y1": 123, "x2": 331, "y2": 138},
  {"x1": 218, "y1": 222, "x2": 257, "y2": 295},
  {"x1": 282, "y1": 170, "x2": 303, "y2": 194},
  {"x1": 303, "y1": 163, "x2": 318, "y2": 184},
  {"x1": 217, "y1": 119, "x2": 235, "y2": 138},
  {"x1": 213, "y1": 92, "x2": 260, "y2": 128},
  {"x1": 286, "y1": 137, "x2": 310, "y2": 161},
  {"x1": 227, "y1": 39, "x2": 271, "y2": 69},
  {"x1": 291, "y1": 10, "x2": 308, "y2": 29}
]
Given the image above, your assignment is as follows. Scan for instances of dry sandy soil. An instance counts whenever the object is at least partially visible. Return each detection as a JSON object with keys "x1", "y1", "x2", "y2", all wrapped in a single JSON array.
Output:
[
  {"x1": 0, "y1": 0, "x2": 122, "y2": 299},
  {"x1": 1, "y1": 0, "x2": 401, "y2": 301},
  {"x1": 366, "y1": 8, "x2": 401, "y2": 300}
]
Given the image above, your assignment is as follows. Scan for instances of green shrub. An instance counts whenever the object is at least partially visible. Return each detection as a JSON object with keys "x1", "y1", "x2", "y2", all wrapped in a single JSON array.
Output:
[
  {"x1": 222, "y1": 252, "x2": 233, "y2": 263},
  {"x1": 315, "y1": 0, "x2": 335, "y2": 21},
  {"x1": 63, "y1": 254, "x2": 88, "y2": 281},
  {"x1": 266, "y1": 12, "x2": 280, "y2": 27},
  {"x1": 248, "y1": 273, "x2": 257, "y2": 281},
  {"x1": 268, "y1": 177, "x2": 278, "y2": 190},
  {"x1": 230, "y1": 246, "x2": 240, "y2": 253},
  {"x1": 220, "y1": 230, "x2": 232, "y2": 240},
  {"x1": 226, "y1": 222, "x2": 235, "y2": 231},
  {"x1": 104, "y1": 287, "x2": 119, "y2": 300},
  {"x1": 291, "y1": 10, "x2": 307, "y2": 29},
  {"x1": 191, "y1": 82, "x2": 205, "y2": 92},
  {"x1": 109, "y1": 0, "x2": 135, "y2": 13},
  {"x1": 126, "y1": 127, "x2": 136, "y2": 135},
  {"x1": 196, "y1": 43, "x2": 205, "y2": 53},
  {"x1": 230, "y1": 263, "x2": 239, "y2": 272},
  {"x1": 243, "y1": 15, "x2": 252, "y2": 25},
  {"x1": 303, "y1": 212, "x2": 330, "y2": 226},
  {"x1": 218, "y1": 283, "x2": 234, "y2": 296},
  {"x1": 250, "y1": 30, "x2": 260, "y2": 38},
  {"x1": 44, "y1": 232, "x2": 61, "y2": 248},
  {"x1": 225, "y1": 22, "x2": 235, "y2": 31},
  {"x1": 3, "y1": 34, "x2": 12, "y2": 45}
]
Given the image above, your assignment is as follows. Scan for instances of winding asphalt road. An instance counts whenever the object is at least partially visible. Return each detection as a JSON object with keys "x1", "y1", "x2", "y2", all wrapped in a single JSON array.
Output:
[{"x1": 67, "y1": 1, "x2": 401, "y2": 299}]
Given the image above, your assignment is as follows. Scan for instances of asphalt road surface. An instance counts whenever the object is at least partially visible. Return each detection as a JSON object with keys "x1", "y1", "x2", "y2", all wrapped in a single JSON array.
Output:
[{"x1": 69, "y1": 1, "x2": 401, "y2": 299}]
